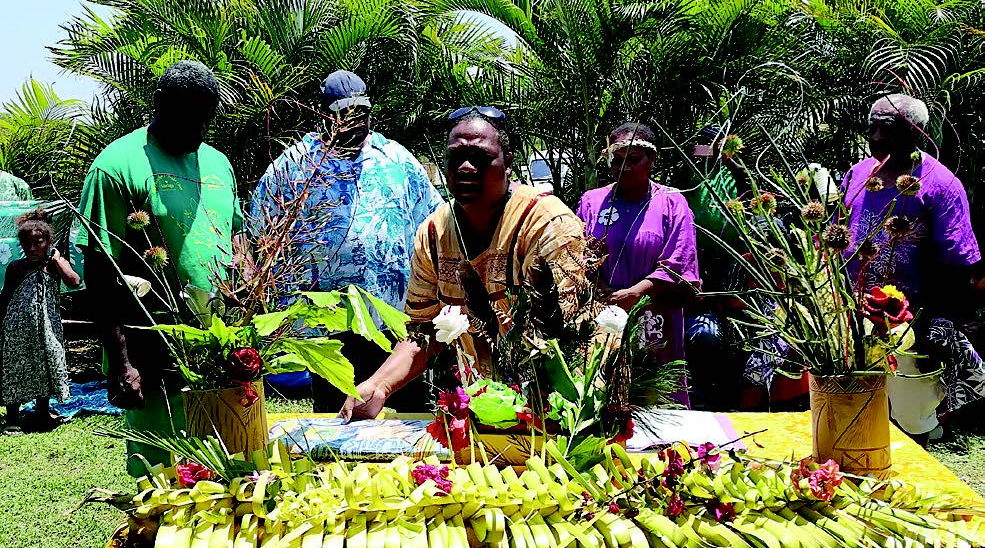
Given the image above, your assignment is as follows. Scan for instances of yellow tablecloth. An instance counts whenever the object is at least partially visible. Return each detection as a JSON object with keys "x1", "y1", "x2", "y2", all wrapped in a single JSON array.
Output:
[{"x1": 268, "y1": 411, "x2": 983, "y2": 504}]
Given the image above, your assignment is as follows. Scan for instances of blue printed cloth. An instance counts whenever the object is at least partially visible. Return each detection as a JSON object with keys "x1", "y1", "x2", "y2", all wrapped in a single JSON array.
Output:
[
  {"x1": 249, "y1": 132, "x2": 443, "y2": 323},
  {"x1": 21, "y1": 380, "x2": 123, "y2": 418},
  {"x1": 269, "y1": 418, "x2": 451, "y2": 461}
]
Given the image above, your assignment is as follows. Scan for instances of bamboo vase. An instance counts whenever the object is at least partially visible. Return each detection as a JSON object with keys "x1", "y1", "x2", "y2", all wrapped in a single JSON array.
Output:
[
  {"x1": 182, "y1": 381, "x2": 268, "y2": 456},
  {"x1": 809, "y1": 373, "x2": 891, "y2": 478}
]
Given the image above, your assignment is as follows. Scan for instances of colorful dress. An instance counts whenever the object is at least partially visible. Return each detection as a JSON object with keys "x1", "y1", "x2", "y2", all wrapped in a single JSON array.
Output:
[
  {"x1": 0, "y1": 262, "x2": 70, "y2": 406},
  {"x1": 405, "y1": 185, "x2": 586, "y2": 376},
  {"x1": 249, "y1": 131, "x2": 443, "y2": 323},
  {"x1": 577, "y1": 182, "x2": 700, "y2": 407}
]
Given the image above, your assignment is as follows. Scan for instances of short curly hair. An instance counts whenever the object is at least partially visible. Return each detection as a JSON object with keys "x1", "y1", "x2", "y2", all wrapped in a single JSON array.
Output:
[
  {"x1": 610, "y1": 122, "x2": 657, "y2": 147},
  {"x1": 156, "y1": 60, "x2": 219, "y2": 105},
  {"x1": 16, "y1": 208, "x2": 53, "y2": 244}
]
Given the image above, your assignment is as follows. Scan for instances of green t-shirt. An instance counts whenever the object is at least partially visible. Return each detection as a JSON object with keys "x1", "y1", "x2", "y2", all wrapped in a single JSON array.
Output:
[
  {"x1": 76, "y1": 127, "x2": 242, "y2": 293},
  {"x1": 689, "y1": 168, "x2": 739, "y2": 292}
]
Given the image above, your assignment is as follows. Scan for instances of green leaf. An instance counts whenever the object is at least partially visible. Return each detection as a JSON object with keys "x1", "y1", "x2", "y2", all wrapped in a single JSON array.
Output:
[
  {"x1": 301, "y1": 306, "x2": 350, "y2": 332},
  {"x1": 566, "y1": 436, "x2": 607, "y2": 471},
  {"x1": 358, "y1": 286, "x2": 410, "y2": 340},
  {"x1": 148, "y1": 323, "x2": 210, "y2": 341},
  {"x1": 344, "y1": 285, "x2": 392, "y2": 352},
  {"x1": 543, "y1": 340, "x2": 578, "y2": 401},
  {"x1": 279, "y1": 337, "x2": 358, "y2": 398},
  {"x1": 301, "y1": 291, "x2": 342, "y2": 309},
  {"x1": 252, "y1": 310, "x2": 291, "y2": 337}
]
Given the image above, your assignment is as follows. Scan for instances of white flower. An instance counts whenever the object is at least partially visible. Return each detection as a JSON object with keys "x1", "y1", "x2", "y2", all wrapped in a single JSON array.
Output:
[
  {"x1": 433, "y1": 305, "x2": 470, "y2": 344},
  {"x1": 809, "y1": 163, "x2": 837, "y2": 201},
  {"x1": 596, "y1": 305, "x2": 629, "y2": 335},
  {"x1": 0, "y1": 243, "x2": 11, "y2": 264}
]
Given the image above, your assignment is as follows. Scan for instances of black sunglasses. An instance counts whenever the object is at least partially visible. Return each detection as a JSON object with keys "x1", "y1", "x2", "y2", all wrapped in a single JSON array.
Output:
[{"x1": 448, "y1": 106, "x2": 506, "y2": 127}]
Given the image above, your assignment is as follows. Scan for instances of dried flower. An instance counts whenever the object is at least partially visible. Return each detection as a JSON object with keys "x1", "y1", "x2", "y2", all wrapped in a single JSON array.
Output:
[
  {"x1": 822, "y1": 224, "x2": 851, "y2": 252},
  {"x1": 764, "y1": 247, "x2": 787, "y2": 269},
  {"x1": 175, "y1": 462, "x2": 214, "y2": 487},
  {"x1": 126, "y1": 211, "x2": 151, "y2": 230},
  {"x1": 725, "y1": 199, "x2": 745, "y2": 216},
  {"x1": 666, "y1": 495, "x2": 685, "y2": 518},
  {"x1": 696, "y1": 442, "x2": 722, "y2": 472},
  {"x1": 143, "y1": 246, "x2": 169, "y2": 270},
  {"x1": 800, "y1": 200, "x2": 825, "y2": 222},
  {"x1": 754, "y1": 192, "x2": 777, "y2": 215},
  {"x1": 795, "y1": 170, "x2": 810, "y2": 186},
  {"x1": 226, "y1": 347, "x2": 262, "y2": 381},
  {"x1": 885, "y1": 215, "x2": 911, "y2": 238},
  {"x1": 411, "y1": 464, "x2": 453, "y2": 493},
  {"x1": 896, "y1": 175, "x2": 921, "y2": 196},
  {"x1": 857, "y1": 240, "x2": 880, "y2": 261},
  {"x1": 864, "y1": 177, "x2": 885, "y2": 192},
  {"x1": 720, "y1": 134, "x2": 744, "y2": 158}
]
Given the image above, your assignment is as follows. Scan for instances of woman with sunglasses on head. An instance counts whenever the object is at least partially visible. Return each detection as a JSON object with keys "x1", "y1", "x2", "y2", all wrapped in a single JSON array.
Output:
[
  {"x1": 576, "y1": 122, "x2": 700, "y2": 408},
  {"x1": 340, "y1": 106, "x2": 588, "y2": 421}
]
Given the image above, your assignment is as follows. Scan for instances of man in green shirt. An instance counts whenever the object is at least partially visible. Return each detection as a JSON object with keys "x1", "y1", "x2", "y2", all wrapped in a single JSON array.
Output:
[{"x1": 77, "y1": 61, "x2": 242, "y2": 475}]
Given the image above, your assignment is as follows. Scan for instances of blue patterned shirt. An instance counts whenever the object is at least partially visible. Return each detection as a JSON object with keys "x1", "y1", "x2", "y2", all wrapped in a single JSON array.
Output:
[{"x1": 250, "y1": 131, "x2": 444, "y2": 321}]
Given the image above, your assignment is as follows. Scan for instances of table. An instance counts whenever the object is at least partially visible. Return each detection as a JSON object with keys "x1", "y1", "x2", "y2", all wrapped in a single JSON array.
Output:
[{"x1": 269, "y1": 411, "x2": 983, "y2": 504}]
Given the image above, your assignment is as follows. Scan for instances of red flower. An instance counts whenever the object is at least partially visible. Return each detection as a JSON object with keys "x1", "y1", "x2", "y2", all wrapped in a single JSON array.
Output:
[
  {"x1": 610, "y1": 417, "x2": 635, "y2": 444},
  {"x1": 427, "y1": 415, "x2": 470, "y2": 451},
  {"x1": 887, "y1": 355, "x2": 898, "y2": 372},
  {"x1": 516, "y1": 409, "x2": 544, "y2": 429},
  {"x1": 790, "y1": 457, "x2": 813, "y2": 486},
  {"x1": 661, "y1": 448, "x2": 685, "y2": 488},
  {"x1": 226, "y1": 348, "x2": 263, "y2": 381},
  {"x1": 236, "y1": 380, "x2": 259, "y2": 406},
  {"x1": 666, "y1": 495, "x2": 685, "y2": 517},
  {"x1": 436, "y1": 387, "x2": 470, "y2": 417},
  {"x1": 175, "y1": 462, "x2": 214, "y2": 487},
  {"x1": 862, "y1": 286, "x2": 913, "y2": 331}
]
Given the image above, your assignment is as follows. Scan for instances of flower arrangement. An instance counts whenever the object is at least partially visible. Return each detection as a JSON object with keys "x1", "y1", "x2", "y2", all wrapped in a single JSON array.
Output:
[
  {"x1": 698, "y1": 148, "x2": 922, "y2": 379},
  {"x1": 427, "y1": 254, "x2": 684, "y2": 469}
]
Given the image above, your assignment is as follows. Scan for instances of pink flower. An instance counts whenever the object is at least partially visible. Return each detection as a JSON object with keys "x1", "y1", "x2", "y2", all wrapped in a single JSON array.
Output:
[
  {"x1": 696, "y1": 442, "x2": 721, "y2": 472},
  {"x1": 175, "y1": 462, "x2": 215, "y2": 487},
  {"x1": 666, "y1": 495, "x2": 685, "y2": 517},
  {"x1": 426, "y1": 415, "x2": 470, "y2": 451},
  {"x1": 436, "y1": 387, "x2": 470, "y2": 417},
  {"x1": 790, "y1": 457, "x2": 813, "y2": 486},
  {"x1": 661, "y1": 448, "x2": 685, "y2": 488},
  {"x1": 808, "y1": 459, "x2": 844, "y2": 501},
  {"x1": 236, "y1": 380, "x2": 260, "y2": 406},
  {"x1": 709, "y1": 500, "x2": 736, "y2": 523},
  {"x1": 608, "y1": 502, "x2": 620, "y2": 514},
  {"x1": 411, "y1": 464, "x2": 453, "y2": 493}
]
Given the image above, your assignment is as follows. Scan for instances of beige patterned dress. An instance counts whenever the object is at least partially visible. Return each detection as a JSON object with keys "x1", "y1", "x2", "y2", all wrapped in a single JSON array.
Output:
[{"x1": 0, "y1": 261, "x2": 70, "y2": 405}]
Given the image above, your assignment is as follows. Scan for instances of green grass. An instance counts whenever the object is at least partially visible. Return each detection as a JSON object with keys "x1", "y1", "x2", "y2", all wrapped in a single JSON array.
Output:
[
  {"x1": 0, "y1": 397, "x2": 312, "y2": 548},
  {"x1": 1, "y1": 397, "x2": 982, "y2": 548}
]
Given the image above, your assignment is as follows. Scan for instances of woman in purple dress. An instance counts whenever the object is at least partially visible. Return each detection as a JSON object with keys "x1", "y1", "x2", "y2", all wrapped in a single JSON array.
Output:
[{"x1": 576, "y1": 123, "x2": 700, "y2": 408}]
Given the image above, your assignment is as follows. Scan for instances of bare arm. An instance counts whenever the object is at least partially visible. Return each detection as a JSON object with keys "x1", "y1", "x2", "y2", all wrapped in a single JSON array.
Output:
[
  {"x1": 82, "y1": 247, "x2": 143, "y2": 409},
  {"x1": 339, "y1": 334, "x2": 442, "y2": 421},
  {"x1": 47, "y1": 248, "x2": 81, "y2": 288}
]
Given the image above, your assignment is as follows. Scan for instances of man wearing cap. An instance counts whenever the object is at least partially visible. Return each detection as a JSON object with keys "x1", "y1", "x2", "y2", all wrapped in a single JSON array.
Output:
[{"x1": 249, "y1": 70, "x2": 443, "y2": 412}]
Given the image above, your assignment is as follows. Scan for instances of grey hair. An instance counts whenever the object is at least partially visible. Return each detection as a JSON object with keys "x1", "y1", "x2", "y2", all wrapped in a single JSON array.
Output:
[{"x1": 869, "y1": 94, "x2": 930, "y2": 129}]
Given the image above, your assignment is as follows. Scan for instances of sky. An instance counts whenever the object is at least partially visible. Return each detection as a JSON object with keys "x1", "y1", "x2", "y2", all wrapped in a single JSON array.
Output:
[
  {"x1": 0, "y1": 2, "x2": 515, "y2": 107},
  {"x1": 0, "y1": 0, "x2": 114, "y2": 106}
]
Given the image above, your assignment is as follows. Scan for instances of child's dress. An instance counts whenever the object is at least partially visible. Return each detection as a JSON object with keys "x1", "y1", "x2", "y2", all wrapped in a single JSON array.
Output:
[{"x1": 0, "y1": 264, "x2": 70, "y2": 405}]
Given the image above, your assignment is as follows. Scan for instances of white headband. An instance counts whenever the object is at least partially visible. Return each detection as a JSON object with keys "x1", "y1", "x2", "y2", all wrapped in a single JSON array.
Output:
[{"x1": 606, "y1": 138, "x2": 658, "y2": 166}]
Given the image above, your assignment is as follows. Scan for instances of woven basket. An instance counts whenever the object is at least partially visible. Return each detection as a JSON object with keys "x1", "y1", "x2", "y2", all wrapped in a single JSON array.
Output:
[{"x1": 809, "y1": 373, "x2": 891, "y2": 478}]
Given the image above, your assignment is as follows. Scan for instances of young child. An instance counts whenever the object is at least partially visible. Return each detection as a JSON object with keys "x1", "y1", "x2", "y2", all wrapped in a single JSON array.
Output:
[{"x1": 0, "y1": 210, "x2": 81, "y2": 434}]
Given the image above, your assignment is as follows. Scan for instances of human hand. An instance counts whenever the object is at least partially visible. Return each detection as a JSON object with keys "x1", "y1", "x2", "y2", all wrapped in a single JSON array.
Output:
[
  {"x1": 609, "y1": 287, "x2": 644, "y2": 311},
  {"x1": 49, "y1": 248, "x2": 61, "y2": 262},
  {"x1": 109, "y1": 363, "x2": 144, "y2": 410},
  {"x1": 339, "y1": 380, "x2": 388, "y2": 422}
]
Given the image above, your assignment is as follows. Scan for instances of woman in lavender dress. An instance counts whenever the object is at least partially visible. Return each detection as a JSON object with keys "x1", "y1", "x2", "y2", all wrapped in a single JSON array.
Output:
[{"x1": 576, "y1": 123, "x2": 700, "y2": 408}]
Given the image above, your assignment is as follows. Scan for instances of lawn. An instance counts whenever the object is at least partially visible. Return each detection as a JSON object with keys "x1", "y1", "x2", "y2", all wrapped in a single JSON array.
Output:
[{"x1": 1, "y1": 395, "x2": 982, "y2": 548}]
